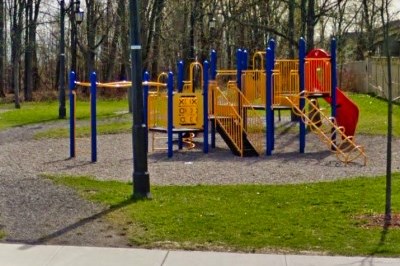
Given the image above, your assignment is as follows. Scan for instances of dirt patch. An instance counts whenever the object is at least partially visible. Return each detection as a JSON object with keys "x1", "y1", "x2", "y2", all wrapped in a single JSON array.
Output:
[{"x1": 356, "y1": 213, "x2": 400, "y2": 229}]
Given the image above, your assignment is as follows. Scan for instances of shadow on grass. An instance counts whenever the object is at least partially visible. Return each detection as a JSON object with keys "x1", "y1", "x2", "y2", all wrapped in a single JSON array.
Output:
[
  {"x1": 373, "y1": 218, "x2": 390, "y2": 255},
  {"x1": 360, "y1": 218, "x2": 391, "y2": 266},
  {"x1": 13, "y1": 197, "x2": 144, "y2": 250}
]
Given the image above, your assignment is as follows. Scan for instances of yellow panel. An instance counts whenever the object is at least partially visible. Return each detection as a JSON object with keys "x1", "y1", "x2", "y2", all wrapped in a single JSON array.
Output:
[
  {"x1": 148, "y1": 92, "x2": 168, "y2": 128},
  {"x1": 173, "y1": 93, "x2": 203, "y2": 129}
]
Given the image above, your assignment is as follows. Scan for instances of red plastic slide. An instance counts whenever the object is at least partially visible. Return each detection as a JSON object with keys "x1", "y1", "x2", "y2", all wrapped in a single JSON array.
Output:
[
  {"x1": 325, "y1": 89, "x2": 359, "y2": 137},
  {"x1": 307, "y1": 49, "x2": 359, "y2": 137}
]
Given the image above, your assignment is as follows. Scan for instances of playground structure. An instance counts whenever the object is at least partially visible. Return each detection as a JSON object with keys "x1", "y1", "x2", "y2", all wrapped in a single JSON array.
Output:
[
  {"x1": 68, "y1": 65, "x2": 209, "y2": 162},
  {"x1": 68, "y1": 71, "x2": 133, "y2": 162},
  {"x1": 68, "y1": 38, "x2": 367, "y2": 165}
]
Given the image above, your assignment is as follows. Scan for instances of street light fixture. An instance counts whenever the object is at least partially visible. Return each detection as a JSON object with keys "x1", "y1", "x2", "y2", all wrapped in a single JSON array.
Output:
[
  {"x1": 59, "y1": 0, "x2": 84, "y2": 119},
  {"x1": 75, "y1": 7, "x2": 84, "y2": 24},
  {"x1": 208, "y1": 16, "x2": 216, "y2": 30}
]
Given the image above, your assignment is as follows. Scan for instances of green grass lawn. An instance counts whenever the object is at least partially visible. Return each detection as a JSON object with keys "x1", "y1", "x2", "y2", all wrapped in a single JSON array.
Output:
[
  {"x1": 349, "y1": 93, "x2": 400, "y2": 136},
  {"x1": 0, "y1": 93, "x2": 398, "y2": 137},
  {"x1": 0, "y1": 101, "x2": 61, "y2": 130},
  {"x1": 34, "y1": 120, "x2": 132, "y2": 139},
  {"x1": 46, "y1": 173, "x2": 400, "y2": 256},
  {"x1": 273, "y1": 93, "x2": 400, "y2": 137},
  {"x1": 0, "y1": 99, "x2": 129, "y2": 131}
]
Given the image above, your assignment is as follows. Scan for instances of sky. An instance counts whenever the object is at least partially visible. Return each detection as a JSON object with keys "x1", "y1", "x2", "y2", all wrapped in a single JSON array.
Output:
[{"x1": 393, "y1": 1, "x2": 400, "y2": 16}]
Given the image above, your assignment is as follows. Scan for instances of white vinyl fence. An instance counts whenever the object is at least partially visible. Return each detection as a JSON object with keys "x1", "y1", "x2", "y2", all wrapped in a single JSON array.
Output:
[{"x1": 338, "y1": 58, "x2": 400, "y2": 102}]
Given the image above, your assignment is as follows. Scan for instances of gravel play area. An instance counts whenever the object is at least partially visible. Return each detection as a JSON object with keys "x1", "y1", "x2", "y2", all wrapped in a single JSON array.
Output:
[{"x1": 0, "y1": 121, "x2": 399, "y2": 247}]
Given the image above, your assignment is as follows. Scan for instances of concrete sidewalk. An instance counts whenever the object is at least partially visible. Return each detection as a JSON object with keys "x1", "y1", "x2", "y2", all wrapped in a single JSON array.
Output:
[{"x1": 0, "y1": 243, "x2": 399, "y2": 266}]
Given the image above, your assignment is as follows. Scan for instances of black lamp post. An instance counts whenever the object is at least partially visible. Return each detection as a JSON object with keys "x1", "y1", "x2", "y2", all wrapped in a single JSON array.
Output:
[
  {"x1": 59, "y1": 0, "x2": 84, "y2": 119},
  {"x1": 130, "y1": 0, "x2": 151, "y2": 198},
  {"x1": 70, "y1": 2, "x2": 84, "y2": 73}
]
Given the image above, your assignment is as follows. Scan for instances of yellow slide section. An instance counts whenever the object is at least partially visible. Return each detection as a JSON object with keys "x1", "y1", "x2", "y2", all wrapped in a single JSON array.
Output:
[{"x1": 286, "y1": 95, "x2": 367, "y2": 165}]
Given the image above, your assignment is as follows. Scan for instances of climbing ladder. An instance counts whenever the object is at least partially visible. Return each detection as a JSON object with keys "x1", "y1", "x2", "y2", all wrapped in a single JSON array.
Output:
[{"x1": 285, "y1": 94, "x2": 367, "y2": 165}]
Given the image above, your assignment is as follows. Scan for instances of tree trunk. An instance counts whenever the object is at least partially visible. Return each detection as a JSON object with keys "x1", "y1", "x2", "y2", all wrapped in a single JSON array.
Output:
[
  {"x1": 104, "y1": 0, "x2": 120, "y2": 81},
  {"x1": 11, "y1": 0, "x2": 24, "y2": 108},
  {"x1": 150, "y1": 0, "x2": 165, "y2": 75},
  {"x1": 0, "y1": 0, "x2": 5, "y2": 98},
  {"x1": 24, "y1": 0, "x2": 33, "y2": 101},
  {"x1": 288, "y1": 0, "x2": 295, "y2": 58},
  {"x1": 306, "y1": 0, "x2": 315, "y2": 52},
  {"x1": 32, "y1": 0, "x2": 40, "y2": 92},
  {"x1": 85, "y1": 0, "x2": 97, "y2": 73},
  {"x1": 300, "y1": 0, "x2": 307, "y2": 38}
]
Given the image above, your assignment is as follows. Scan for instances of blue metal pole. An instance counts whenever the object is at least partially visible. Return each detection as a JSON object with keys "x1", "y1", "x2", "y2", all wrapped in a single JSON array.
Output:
[
  {"x1": 210, "y1": 50, "x2": 217, "y2": 148},
  {"x1": 268, "y1": 38, "x2": 276, "y2": 55},
  {"x1": 210, "y1": 50, "x2": 217, "y2": 79},
  {"x1": 203, "y1": 60, "x2": 209, "y2": 154},
  {"x1": 266, "y1": 47, "x2": 273, "y2": 156},
  {"x1": 69, "y1": 71, "x2": 76, "y2": 158},
  {"x1": 269, "y1": 39, "x2": 276, "y2": 150},
  {"x1": 243, "y1": 50, "x2": 248, "y2": 71},
  {"x1": 177, "y1": 61, "x2": 184, "y2": 92},
  {"x1": 167, "y1": 71, "x2": 174, "y2": 158},
  {"x1": 143, "y1": 71, "x2": 150, "y2": 153},
  {"x1": 177, "y1": 61, "x2": 184, "y2": 150},
  {"x1": 236, "y1": 49, "x2": 243, "y2": 89},
  {"x1": 90, "y1": 72, "x2": 97, "y2": 162},
  {"x1": 299, "y1": 38, "x2": 306, "y2": 154}
]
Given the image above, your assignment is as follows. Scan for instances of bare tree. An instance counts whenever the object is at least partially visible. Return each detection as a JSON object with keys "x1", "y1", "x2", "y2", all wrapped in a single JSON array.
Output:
[
  {"x1": 361, "y1": 0, "x2": 380, "y2": 57},
  {"x1": 83, "y1": 0, "x2": 106, "y2": 73},
  {"x1": 288, "y1": 0, "x2": 295, "y2": 58},
  {"x1": 0, "y1": 0, "x2": 5, "y2": 98},
  {"x1": 380, "y1": 0, "x2": 393, "y2": 225},
  {"x1": 299, "y1": 0, "x2": 338, "y2": 51},
  {"x1": 23, "y1": 0, "x2": 40, "y2": 101},
  {"x1": 10, "y1": 0, "x2": 25, "y2": 108}
]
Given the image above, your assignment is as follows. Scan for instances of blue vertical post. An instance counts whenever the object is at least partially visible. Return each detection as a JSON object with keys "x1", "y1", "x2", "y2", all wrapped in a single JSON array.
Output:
[
  {"x1": 69, "y1": 71, "x2": 76, "y2": 158},
  {"x1": 236, "y1": 49, "x2": 243, "y2": 89},
  {"x1": 299, "y1": 38, "x2": 306, "y2": 154},
  {"x1": 90, "y1": 72, "x2": 97, "y2": 162},
  {"x1": 210, "y1": 50, "x2": 217, "y2": 148},
  {"x1": 167, "y1": 71, "x2": 174, "y2": 158},
  {"x1": 177, "y1": 61, "x2": 184, "y2": 92},
  {"x1": 143, "y1": 71, "x2": 150, "y2": 153},
  {"x1": 268, "y1": 39, "x2": 276, "y2": 55},
  {"x1": 243, "y1": 50, "x2": 248, "y2": 71},
  {"x1": 203, "y1": 60, "x2": 209, "y2": 154},
  {"x1": 268, "y1": 39, "x2": 276, "y2": 150},
  {"x1": 177, "y1": 61, "x2": 184, "y2": 149},
  {"x1": 266, "y1": 47, "x2": 273, "y2": 156},
  {"x1": 210, "y1": 50, "x2": 217, "y2": 79}
]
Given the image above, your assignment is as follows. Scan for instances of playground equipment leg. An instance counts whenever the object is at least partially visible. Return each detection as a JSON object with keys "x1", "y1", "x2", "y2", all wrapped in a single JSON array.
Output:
[
  {"x1": 69, "y1": 71, "x2": 76, "y2": 158},
  {"x1": 90, "y1": 72, "x2": 97, "y2": 162},
  {"x1": 203, "y1": 60, "x2": 209, "y2": 154},
  {"x1": 266, "y1": 47, "x2": 273, "y2": 156},
  {"x1": 167, "y1": 71, "x2": 174, "y2": 158},
  {"x1": 299, "y1": 38, "x2": 306, "y2": 153},
  {"x1": 143, "y1": 71, "x2": 150, "y2": 153}
]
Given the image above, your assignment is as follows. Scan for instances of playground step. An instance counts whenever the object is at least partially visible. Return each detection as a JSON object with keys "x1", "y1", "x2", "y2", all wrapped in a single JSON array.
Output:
[
  {"x1": 213, "y1": 118, "x2": 259, "y2": 157},
  {"x1": 242, "y1": 131, "x2": 259, "y2": 157}
]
